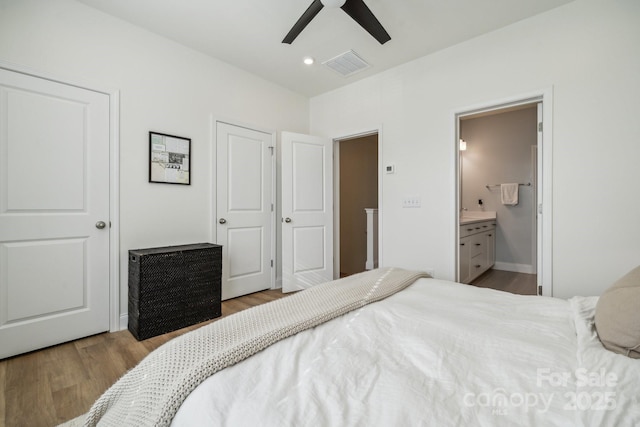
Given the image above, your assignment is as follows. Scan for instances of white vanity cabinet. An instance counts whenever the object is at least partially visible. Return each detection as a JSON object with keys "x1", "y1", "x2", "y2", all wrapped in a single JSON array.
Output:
[{"x1": 459, "y1": 220, "x2": 496, "y2": 283}]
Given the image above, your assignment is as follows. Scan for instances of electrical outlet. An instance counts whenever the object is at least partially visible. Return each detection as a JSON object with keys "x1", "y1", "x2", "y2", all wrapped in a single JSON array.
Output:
[{"x1": 402, "y1": 196, "x2": 421, "y2": 208}]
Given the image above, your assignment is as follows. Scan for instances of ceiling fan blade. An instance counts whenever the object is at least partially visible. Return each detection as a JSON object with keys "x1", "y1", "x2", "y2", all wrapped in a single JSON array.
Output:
[
  {"x1": 341, "y1": 0, "x2": 391, "y2": 45},
  {"x1": 282, "y1": 0, "x2": 324, "y2": 44}
]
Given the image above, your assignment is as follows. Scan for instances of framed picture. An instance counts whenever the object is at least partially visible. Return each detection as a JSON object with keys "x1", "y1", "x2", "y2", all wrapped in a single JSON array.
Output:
[{"x1": 149, "y1": 132, "x2": 191, "y2": 185}]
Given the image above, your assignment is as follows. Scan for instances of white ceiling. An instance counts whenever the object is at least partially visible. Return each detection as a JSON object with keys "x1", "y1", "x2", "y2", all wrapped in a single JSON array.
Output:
[{"x1": 77, "y1": 0, "x2": 574, "y2": 97}]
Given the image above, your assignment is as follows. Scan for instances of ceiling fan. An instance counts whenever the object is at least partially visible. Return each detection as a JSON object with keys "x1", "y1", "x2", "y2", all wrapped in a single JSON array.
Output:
[{"x1": 282, "y1": 0, "x2": 391, "y2": 45}]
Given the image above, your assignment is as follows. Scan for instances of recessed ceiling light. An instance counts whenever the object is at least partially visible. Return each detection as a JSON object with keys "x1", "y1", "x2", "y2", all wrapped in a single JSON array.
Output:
[{"x1": 303, "y1": 57, "x2": 315, "y2": 65}]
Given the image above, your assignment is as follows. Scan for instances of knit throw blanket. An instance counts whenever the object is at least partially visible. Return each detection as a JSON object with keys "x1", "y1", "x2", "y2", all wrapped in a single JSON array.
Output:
[{"x1": 83, "y1": 268, "x2": 430, "y2": 426}]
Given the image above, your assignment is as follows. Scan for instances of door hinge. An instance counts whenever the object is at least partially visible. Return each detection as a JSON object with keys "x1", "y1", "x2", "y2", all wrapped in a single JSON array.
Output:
[
  {"x1": 538, "y1": 285, "x2": 543, "y2": 295},
  {"x1": 271, "y1": 203, "x2": 274, "y2": 212},
  {"x1": 538, "y1": 122, "x2": 543, "y2": 132},
  {"x1": 538, "y1": 203, "x2": 543, "y2": 214},
  {"x1": 270, "y1": 260, "x2": 274, "y2": 267},
  {"x1": 268, "y1": 146, "x2": 274, "y2": 155}
]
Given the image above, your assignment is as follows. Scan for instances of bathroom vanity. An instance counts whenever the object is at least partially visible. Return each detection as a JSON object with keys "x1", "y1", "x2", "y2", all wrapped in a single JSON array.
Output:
[{"x1": 459, "y1": 213, "x2": 496, "y2": 283}]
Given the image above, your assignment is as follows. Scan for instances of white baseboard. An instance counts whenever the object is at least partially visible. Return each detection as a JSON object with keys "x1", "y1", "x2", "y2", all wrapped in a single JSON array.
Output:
[
  {"x1": 494, "y1": 262, "x2": 535, "y2": 274},
  {"x1": 119, "y1": 314, "x2": 128, "y2": 331}
]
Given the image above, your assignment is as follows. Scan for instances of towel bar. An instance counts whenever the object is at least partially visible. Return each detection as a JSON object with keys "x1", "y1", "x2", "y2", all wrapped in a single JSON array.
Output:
[{"x1": 485, "y1": 182, "x2": 531, "y2": 190}]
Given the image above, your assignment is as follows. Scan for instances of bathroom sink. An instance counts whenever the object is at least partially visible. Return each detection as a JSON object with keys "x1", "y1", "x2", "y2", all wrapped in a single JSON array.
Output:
[{"x1": 460, "y1": 211, "x2": 496, "y2": 224}]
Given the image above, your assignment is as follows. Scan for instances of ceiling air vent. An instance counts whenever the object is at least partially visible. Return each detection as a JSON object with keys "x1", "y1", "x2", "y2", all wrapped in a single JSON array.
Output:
[{"x1": 323, "y1": 50, "x2": 370, "y2": 77}]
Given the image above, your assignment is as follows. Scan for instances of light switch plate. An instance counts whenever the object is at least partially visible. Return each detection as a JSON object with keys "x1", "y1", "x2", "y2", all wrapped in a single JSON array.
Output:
[{"x1": 402, "y1": 196, "x2": 421, "y2": 208}]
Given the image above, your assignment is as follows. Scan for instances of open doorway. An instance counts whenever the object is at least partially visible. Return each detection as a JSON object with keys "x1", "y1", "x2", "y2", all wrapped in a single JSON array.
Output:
[
  {"x1": 334, "y1": 133, "x2": 379, "y2": 278},
  {"x1": 455, "y1": 92, "x2": 553, "y2": 296},
  {"x1": 459, "y1": 104, "x2": 538, "y2": 294}
]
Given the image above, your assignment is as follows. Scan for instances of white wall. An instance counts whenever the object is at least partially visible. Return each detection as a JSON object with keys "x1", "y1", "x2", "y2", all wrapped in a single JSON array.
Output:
[
  {"x1": 0, "y1": 0, "x2": 309, "y2": 317},
  {"x1": 310, "y1": 0, "x2": 640, "y2": 298},
  {"x1": 461, "y1": 107, "x2": 537, "y2": 272}
]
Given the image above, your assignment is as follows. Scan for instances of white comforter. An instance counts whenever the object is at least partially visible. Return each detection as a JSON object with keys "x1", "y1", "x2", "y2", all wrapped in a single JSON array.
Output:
[{"x1": 172, "y1": 278, "x2": 640, "y2": 426}]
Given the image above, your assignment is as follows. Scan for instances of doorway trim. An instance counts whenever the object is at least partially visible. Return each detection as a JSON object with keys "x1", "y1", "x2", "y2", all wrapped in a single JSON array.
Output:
[
  {"x1": 332, "y1": 126, "x2": 383, "y2": 279},
  {"x1": 210, "y1": 117, "x2": 277, "y2": 291},
  {"x1": 453, "y1": 89, "x2": 553, "y2": 296},
  {"x1": 0, "y1": 60, "x2": 122, "y2": 331}
]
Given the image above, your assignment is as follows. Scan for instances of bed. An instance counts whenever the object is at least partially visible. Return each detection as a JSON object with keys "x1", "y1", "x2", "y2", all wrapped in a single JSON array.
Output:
[{"x1": 77, "y1": 268, "x2": 640, "y2": 427}]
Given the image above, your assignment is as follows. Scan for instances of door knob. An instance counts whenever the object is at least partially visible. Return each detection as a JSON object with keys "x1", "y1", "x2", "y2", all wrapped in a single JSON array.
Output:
[
  {"x1": 219, "y1": 218, "x2": 227, "y2": 224},
  {"x1": 284, "y1": 217, "x2": 292, "y2": 223},
  {"x1": 95, "y1": 221, "x2": 107, "y2": 229}
]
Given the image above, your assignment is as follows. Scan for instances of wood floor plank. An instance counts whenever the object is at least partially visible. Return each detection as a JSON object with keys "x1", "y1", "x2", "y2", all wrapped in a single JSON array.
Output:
[
  {"x1": 470, "y1": 269, "x2": 537, "y2": 295},
  {"x1": 78, "y1": 340, "x2": 130, "y2": 397},
  {"x1": 111, "y1": 333, "x2": 150, "y2": 371},
  {"x1": 51, "y1": 384, "x2": 85, "y2": 425},
  {"x1": 43, "y1": 342, "x2": 90, "y2": 394},
  {"x1": 222, "y1": 299, "x2": 252, "y2": 315},
  {"x1": 0, "y1": 360, "x2": 6, "y2": 427},
  {"x1": 4, "y1": 352, "x2": 57, "y2": 427}
]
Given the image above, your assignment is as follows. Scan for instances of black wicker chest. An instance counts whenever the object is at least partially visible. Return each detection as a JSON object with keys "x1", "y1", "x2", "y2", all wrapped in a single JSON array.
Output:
[{"x1": 128, "y1": 243, "x2": 222, "y2": 340}]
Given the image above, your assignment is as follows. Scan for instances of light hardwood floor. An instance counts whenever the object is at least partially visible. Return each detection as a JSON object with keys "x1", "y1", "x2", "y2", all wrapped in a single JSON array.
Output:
[
  {"x1": 469, "y1": 268, "x2": 538, "y2": 295},
  {"x1": 0, "y1": 289, "x2": 288, "y2": 427}
]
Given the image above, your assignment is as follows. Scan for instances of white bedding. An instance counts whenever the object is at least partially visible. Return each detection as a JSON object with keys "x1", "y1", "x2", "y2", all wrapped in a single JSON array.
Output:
[{"x1": 172, "y1": 278, "x2": 640, "y2": 426}]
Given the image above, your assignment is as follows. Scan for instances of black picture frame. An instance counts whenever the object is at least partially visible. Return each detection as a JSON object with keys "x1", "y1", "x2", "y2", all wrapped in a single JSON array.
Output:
[{"x1": 149, "y1": 131, "x2": 191, "y2": 185}]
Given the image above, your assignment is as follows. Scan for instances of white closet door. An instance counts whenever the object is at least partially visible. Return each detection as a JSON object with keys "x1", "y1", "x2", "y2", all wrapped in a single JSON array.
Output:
[
  {"x1": 0, "y1": 68, "x2": 110, "y2": 359},
  {"x1": 216, "y1": 122, "x2": 274, "y2": 299}
]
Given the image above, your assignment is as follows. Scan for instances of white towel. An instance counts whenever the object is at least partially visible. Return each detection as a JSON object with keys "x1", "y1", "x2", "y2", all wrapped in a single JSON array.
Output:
[{"x1": 501, "y1": 183, "x2": 519, "y2": 205}]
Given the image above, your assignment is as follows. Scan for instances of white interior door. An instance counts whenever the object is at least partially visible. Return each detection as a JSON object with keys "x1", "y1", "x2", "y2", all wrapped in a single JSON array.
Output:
[
  {"x1": 0, "y1": 68, "x2": 110, "y2": 359},
  {"x1": 216, "y1": 122, "x2": 274, "y2": 300},
  {"x1": 281, "y1": 132, "x2": 333, "y2": 292}
]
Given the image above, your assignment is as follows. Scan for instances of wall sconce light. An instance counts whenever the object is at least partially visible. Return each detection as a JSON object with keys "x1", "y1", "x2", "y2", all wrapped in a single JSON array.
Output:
[{"x1": 459, "y1": 139, "x2": 467, "y2": 151}]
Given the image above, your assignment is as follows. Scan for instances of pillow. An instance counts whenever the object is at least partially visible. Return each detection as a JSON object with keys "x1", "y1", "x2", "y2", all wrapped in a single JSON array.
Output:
[{"x1": 594, "y1": 265, "x2": 640, "y2": 358}]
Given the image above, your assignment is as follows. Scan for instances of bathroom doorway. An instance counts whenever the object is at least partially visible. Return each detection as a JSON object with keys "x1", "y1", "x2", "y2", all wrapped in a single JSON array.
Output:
[
  {"x1": 334, "y1": 133, "x2": 379, "y2": 278},
  {"x1": 455, "y1": 92, "x2": 553, "y2": 296}
]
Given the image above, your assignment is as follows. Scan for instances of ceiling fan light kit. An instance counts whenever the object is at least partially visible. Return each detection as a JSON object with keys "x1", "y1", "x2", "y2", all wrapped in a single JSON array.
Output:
[
  {"x1": 321, "y1": 0, "x2": 346, "y2": 8},
  {"x1": 282, "y1": 0, "x2": 391, "y2": 45}
]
